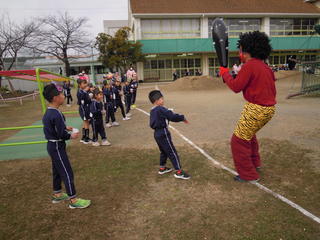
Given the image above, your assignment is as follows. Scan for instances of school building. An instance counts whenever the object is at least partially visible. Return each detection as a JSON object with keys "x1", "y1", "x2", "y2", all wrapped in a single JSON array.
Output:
[{"x1": 129, "y1": 0, "x2": 320, "y2": 82}]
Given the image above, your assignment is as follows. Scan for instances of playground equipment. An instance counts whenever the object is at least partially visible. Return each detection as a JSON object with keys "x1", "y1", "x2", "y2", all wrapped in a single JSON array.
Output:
[
  {"x1": 0, "y1": 68, "x2": 77, "y2": 148},
  {"x1": 287, "y1": 61, "x2": 320, "y2": 98}
]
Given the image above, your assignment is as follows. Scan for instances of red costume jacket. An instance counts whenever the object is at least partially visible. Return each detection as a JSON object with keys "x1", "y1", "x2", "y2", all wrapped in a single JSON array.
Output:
[{"x1": 222, "y1": 58, "x2": 276, "y2": 106}]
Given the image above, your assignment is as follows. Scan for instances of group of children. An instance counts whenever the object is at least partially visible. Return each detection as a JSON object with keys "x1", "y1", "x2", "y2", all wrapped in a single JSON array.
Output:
[
  {"x1": 76, "y1": 77, "x2": 138, "y2": 146},
  {"x1": 42, "y1": 72, "x2": 191, "y2": 209}
]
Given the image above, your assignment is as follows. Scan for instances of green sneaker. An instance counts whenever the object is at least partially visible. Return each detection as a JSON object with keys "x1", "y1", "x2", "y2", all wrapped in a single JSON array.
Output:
[
  {"x1": 69, "y1": 198, "x2": 91, "y2": 209},
  {"x1": 52, "y1": 193, "x2": 69, "y2": 203}
]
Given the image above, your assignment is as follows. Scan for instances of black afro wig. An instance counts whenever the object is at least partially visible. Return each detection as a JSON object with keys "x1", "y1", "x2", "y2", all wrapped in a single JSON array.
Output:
[{"x1": 237, "y1": 31, "x2": 272, "y2": 60}]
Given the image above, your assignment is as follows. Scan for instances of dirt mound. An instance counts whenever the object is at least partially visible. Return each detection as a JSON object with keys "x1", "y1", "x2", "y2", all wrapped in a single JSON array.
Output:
[
  {"x1": 160, "y1": 71, "x2": 301, "y2": 92},
  {"x1": 161, "y1": 75, "x2": 225, "y2": 91}
]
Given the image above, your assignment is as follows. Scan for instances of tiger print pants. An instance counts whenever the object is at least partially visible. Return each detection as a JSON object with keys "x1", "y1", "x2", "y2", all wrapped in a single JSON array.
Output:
[
  {"x1": 234, "y1": 102, "x2": 275, "y2": 141},
  {"x1": 231, "y1": 102, "x2": 275, "y2": 181}
]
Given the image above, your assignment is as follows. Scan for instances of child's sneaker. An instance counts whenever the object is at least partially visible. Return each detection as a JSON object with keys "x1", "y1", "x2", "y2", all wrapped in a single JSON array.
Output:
[
  {"x1": 126, "y1": 113, "x2": 132, "y2": 117},
  {"x1": 122, "y1": 117, "x2": 131, "y2": 121},
  {"x1": 101, "y1": 139, "x2": 111, "y2": 146},
  {"x1": 105, "y1": 123, "x2": 112, "y2": 128},
  {"x1": 52, "y1": 193, "x2": 69, "y2": 203},
  {"x1": 158, "y1": 167, "x2": 173, "y2": 175},
  {"x1": 174, "y1": 170, "x2": 190, "y2": 180},
  {"x1": 69, "y1": 198, "x2": 91, "y2": 209},
  {"x1": 92, "y1": 141, "x2": 100, "y2": 147},
  {"x1": 112, "y1": 121, "x2": 120, "y2": 126}
]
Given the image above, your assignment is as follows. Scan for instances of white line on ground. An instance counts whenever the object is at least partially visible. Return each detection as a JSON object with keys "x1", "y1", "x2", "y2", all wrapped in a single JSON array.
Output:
[{"x1": 135, "y1": 106, "x2": 320, "y2": 224}]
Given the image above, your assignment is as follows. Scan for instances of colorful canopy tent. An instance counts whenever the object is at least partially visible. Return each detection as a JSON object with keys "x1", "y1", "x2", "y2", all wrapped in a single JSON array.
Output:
[{"x1": 0, "y1": 68, "x2": 72, "y2": 113}]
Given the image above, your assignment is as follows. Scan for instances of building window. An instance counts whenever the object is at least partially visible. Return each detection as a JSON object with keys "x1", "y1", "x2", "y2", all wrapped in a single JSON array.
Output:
[
  {"x1": 270, "y1": 18, "x2": 317, "y2": 36},
  {"x1": 209, "y1": 18, "x2": 261, "y2": 38},
  {"x1": 144, "y1": 56, "x2": 202, "y2": 82},
  {"x1": 141, "y1": 19, "x2": 200, "y2": 39}
]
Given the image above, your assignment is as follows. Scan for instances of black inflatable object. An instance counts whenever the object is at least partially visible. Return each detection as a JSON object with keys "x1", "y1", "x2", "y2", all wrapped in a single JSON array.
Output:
[{"x1": 211, "y1": 18, "x2": 228, "y2": 67}]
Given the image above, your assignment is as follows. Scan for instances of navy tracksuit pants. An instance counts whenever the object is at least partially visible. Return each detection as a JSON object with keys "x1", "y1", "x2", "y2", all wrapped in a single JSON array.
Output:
[
  {"x1": 115, "y1": 99, "x2": 126, "y2": 118},
  {"x1": 132, "y1": 91, "x2": 137, "y2": 104},
  {"x1": 91, "y1": 118, "x2": 106, "y2": 142},
  {"x1": 47, "y1": 141, "x2": 76, "y2": 198},
  {"x1": 154, "y1": 128, "x2": 181, "y2": 170},
  {"x1": 105, "y1": 102, "x2": 115, "y2": 123},
  {"x1": 125, "y1": 94, "x2": 132, "y2": 114}
]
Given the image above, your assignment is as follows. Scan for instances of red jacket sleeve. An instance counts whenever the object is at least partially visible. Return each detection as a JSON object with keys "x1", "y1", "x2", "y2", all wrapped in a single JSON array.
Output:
[{"x1": 222, "y1": 63, "x2": 252, "y2": 93}]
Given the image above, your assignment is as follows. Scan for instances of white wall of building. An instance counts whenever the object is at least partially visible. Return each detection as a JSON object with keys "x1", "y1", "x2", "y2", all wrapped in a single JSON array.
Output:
[
  {"x1": 262, "y1": 17, "x2": 270, "y2": 36},
  {"x1": 201, "y1": 16, "x2": 209, "y2": 38}
]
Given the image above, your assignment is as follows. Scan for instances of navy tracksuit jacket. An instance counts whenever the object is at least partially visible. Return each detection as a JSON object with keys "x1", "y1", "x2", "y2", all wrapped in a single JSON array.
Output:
[
  {"x1": 77, "y1": 89, "x2": 91, "y2": 121},
  {"x1": 42, "y1": 107, "x2": 76, "y2": 198},
  {"x1": 113, "y1": 86, "x2": 126, "y2": 118},
  {"x1": 150, "y1": 105, "x2": 185, "y2": 170}
]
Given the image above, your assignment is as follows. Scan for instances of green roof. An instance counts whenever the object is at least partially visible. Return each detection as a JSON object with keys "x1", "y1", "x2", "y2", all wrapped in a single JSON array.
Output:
[{"x1": 140, "y1": 36, "x2": 320, "y2": 54}]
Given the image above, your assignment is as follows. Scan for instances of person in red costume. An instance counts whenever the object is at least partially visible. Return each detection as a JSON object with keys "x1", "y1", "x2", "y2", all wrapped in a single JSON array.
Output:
[{"x1": 220, "y1": 31, "x2": 276, "y2": 182}]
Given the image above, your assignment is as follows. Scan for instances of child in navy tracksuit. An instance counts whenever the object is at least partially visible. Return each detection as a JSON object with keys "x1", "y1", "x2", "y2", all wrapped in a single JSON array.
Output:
[
  {"x1": 130, "y1": 77, "x2": 138, "y2": 107},
  {"x1": 77, "y1": 79, "x2": 92, "y2": 143},
  {"x1": 42, "y1": 83, "x2": 91, "y2": 209},
  {"x1": 149, "y1": 90, "x2": 190, "y2": 180},
  {"x1": 123, "y1": 81, "x2": 132, "y2": 116},
  {"x1": 114, "y1": 80, "x2": 130, "y2": 121},
  {"x1": 103, "y1": 80, "x2": 119, "y2": 128},
  {"x1": 90, "y1": 88, "x2": 111, "y2": 147}
]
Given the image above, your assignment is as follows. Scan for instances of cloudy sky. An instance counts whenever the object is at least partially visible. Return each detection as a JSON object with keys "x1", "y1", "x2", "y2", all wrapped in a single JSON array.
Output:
[{"x1": 0, "y1": 0, "x2": 128, "y2": 39}]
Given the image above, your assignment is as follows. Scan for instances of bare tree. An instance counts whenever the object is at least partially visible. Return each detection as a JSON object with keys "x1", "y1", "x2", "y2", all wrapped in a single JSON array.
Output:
[
  {"x1": 0, "y1": 15, "x2": 38, "y2": 89},
  {"x1": 32, "y1": 12, "x2": 91, "y2": 76}
]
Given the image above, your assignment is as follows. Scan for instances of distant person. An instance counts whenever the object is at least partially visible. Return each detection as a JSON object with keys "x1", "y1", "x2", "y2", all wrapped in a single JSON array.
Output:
[
  {"x1": 149, "y1": 90, "x2": 190, "y2": 180},
  {"x1": 42, "y1": 83, "x2": 91, "y2": 209},
  {"x1": 195, "y1": 69, "x2": 202, "y2": 76},
  {"x1": 63, "y1": 81, "x2": 73, "y2": 107},
  {"x1": 287, "y1": 56, "x2": 297, "y2": 70},
  {"x1": 185, "y1": 69, "x2": 191, "y2": 76},
  {"x1": 173, "y1": 70, "x2": 178, "y2": 81},
  {"x1": 126, "y1": 67, "x2": 136, "y2": 81}
]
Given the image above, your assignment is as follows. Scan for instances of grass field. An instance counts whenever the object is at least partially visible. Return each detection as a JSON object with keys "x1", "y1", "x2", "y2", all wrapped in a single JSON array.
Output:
[{"x1": 1, "y1": 73, "x2": 320, "y2": 239}]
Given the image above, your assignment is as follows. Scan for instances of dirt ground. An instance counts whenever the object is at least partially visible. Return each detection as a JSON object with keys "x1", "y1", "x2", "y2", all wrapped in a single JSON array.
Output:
[{"x1": 1, "y1": 71, "x2": 320, "y2": 239}]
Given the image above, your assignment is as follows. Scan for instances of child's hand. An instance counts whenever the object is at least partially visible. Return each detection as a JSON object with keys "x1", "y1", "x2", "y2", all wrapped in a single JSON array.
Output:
[
  {"x1": 66, "y1": 126, "x2": 73, "y2": 131},
  {"x1": 183, "y1": 119, "x2": 189, "y2": 124}
]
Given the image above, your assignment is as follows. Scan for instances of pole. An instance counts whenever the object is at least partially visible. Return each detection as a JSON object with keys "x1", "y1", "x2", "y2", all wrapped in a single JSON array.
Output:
[
  {"x1": 36, "y1": 68, "x2": 46, "y2": 114},
  {"x1": 0, "y1": 140, "x2": 47, "y2": 147},
  {"x1": 0, "y1": 125, "x2": 43, "y2": 131},
  {"x1": 91, "y1": 46, "x2": 96, "y2": 85}
]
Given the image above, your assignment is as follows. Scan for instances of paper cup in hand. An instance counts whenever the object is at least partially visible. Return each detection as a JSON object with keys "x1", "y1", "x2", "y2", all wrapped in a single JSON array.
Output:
[{"x1": 72, "y1": 128, "x2": 79, "y2": 134}]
